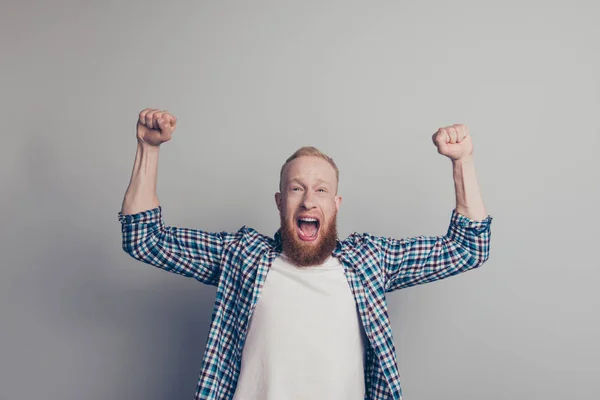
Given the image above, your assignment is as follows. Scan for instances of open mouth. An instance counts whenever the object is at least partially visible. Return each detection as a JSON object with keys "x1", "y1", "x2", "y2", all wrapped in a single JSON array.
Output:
[{"x1": 296, "y1": 217, "x2": 320, "y2": 241}]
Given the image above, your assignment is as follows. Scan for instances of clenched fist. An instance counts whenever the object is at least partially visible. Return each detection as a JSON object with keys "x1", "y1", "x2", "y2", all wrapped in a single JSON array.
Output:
[
  {"x1": 137, "y1": 108, "x2": 177, "y2": 147},
  {"x1": 432, "y1": 124, "x2": 473, "y2": 161}
]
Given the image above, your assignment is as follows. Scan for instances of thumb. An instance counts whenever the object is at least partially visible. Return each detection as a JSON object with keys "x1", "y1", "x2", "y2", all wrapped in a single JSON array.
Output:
[
  {"x1": 435, "y1": 129, "x2": 450, "y2": 147},
  {"x1": 158, "y1": 118, "x2": 172, "y2": 133}
]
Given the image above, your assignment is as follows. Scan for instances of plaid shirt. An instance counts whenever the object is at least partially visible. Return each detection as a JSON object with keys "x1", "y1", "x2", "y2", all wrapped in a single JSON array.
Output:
[{"x1": 118, "y1": 206, "x2": 492, "y2": 400}]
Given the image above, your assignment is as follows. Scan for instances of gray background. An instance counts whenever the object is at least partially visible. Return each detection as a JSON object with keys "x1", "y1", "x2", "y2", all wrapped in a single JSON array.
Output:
[{"x1": 1, "y1": 0, "x2": 598, "y2": 399}]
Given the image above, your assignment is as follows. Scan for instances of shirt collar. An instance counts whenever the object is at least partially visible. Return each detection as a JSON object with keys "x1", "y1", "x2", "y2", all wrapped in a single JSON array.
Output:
[{"x1": 273, "y1": 229, "x2": 283, "y2": 251}]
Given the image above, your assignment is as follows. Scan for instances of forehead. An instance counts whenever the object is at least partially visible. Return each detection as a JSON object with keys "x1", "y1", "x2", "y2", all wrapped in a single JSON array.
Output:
[{"x1": 282, "y1": 156, "x2": 337, "y2": 185}]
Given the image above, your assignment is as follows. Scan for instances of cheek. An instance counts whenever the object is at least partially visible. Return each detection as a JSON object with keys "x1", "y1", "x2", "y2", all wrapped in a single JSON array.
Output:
[
  {"x1": 282, "y1": 199, "x2": 299, "y2": 217},
  {"x1": 320, "y1": 203, "x2": 336, "y2": 219}
]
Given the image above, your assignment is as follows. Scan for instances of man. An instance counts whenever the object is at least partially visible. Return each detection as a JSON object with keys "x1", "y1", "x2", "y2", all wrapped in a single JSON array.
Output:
[{"x1": 118, "y1": 108, "x2": 493, "y2": 400}]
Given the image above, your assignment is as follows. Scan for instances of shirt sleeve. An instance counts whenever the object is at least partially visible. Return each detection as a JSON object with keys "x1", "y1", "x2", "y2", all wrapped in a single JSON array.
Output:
[
  {"x1": 380, "y1": 209, "x2": 493, "y2": 292},
  {"x1": 117, "y1": 205, "x2": 239, "y2": 286}
]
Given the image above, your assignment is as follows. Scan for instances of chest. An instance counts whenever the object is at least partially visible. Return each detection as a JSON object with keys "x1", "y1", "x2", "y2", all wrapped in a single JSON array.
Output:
[
  {"x1": 228, "y1": 246, "x2": 388, "y2": 356},
  {"x1": 254, "y1": 258, "x2": 361, "y2": 332}
]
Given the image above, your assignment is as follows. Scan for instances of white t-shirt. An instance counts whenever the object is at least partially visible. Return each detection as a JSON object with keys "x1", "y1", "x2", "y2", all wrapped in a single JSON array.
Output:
[{"x1": 233, "y1": 254, "x2": 367, "y2": 400}]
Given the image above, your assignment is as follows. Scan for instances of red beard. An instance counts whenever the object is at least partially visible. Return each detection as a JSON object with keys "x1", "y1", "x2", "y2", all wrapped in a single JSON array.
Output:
[{"x1": 280, "y1": 212, "x2": 338, "y2": 267}]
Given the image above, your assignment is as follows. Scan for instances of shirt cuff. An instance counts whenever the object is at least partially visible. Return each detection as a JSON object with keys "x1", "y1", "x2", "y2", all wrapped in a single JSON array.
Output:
[
  {"x1": 118, "y1": 205, "x2": 162, "y2": 224},
  {"x1": 450, "y1": 209, "x2": 493, "y2": 230}
]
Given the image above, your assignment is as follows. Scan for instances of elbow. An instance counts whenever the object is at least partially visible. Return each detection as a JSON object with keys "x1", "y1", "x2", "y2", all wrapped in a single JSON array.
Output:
[
  {"x1": 121, "y1": 239, "x2": 136, "y2": 256},
  {"x1": 471, "y1": 244, "x2": 491, "y2": 269},
  {"x1": 121, "y1": 240, "x2": 146, "y2": 261},
  {"x1": 449, "y1": 236, "x2": 491, "y2": 271},
  {"x1": 461, "y1": 230, "x2": 491, "y2": 268},
  {"x1": 119, "y1": 215, "x2": 168, "y2": 264},
  {"x1": 121, "y1": 232, "x2": 160, "y2": 262}
]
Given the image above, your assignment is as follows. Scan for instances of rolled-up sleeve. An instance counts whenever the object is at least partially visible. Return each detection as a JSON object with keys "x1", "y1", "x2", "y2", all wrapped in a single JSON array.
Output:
[
  {"x1": 382, "y1": 209, "x2": 493, "y2": 292},
  {"x1": 118, "y1": 206, "x2": 238, "y2": 286}
]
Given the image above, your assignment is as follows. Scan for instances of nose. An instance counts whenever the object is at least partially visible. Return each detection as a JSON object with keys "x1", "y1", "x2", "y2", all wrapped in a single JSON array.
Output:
[{"x1": 301, "y1": 192, "x2": 316, "y2": 210}]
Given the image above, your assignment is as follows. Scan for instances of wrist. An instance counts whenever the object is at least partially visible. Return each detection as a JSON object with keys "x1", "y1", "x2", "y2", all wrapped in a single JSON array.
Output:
[
  {"x1": 452, "y1": 155, "x2": 474, "y2": 165},
  {"x1": 137, "y1": 140, "x2": 160, "y2": 152}
]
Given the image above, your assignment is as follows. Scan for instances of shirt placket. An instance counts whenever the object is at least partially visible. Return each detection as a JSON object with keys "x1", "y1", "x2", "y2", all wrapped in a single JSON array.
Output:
[{"x1": 236, "y1": 250, "x2": 279, "y2": 361}]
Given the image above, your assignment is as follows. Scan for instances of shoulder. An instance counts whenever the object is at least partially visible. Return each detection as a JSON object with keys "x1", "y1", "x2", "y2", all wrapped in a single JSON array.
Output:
[
  {"x1": 223, "y1": 226, "x2": 276, "y2": 251},
  {"x1": 339, "y1": 231, "x2": 384, "y2": 251}
]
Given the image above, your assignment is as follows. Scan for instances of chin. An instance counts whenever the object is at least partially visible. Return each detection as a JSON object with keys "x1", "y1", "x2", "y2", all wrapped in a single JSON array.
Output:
[{"x1": 295, "y1": 234, "x2": 322, "y2": 248}]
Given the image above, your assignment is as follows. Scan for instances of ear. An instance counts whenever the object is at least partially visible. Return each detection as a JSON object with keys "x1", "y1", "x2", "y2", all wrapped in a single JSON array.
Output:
[
  {"x1": 334, "y1": 195, "x2": 342, "y2": 212},
  {"x1": 275, "y1": 192, "x2": 282, "y2": 213}
]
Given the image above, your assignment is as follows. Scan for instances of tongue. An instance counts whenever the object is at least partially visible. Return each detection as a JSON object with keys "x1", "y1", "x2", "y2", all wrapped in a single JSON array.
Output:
[{"x1": 299, "y1": 221, "x2": 318, "y2": 237}]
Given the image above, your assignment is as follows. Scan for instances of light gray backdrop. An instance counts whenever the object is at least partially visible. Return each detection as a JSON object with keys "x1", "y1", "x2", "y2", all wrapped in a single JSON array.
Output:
[{"x1": 1, "y1": 0, "x2": 598, "y2": 399}]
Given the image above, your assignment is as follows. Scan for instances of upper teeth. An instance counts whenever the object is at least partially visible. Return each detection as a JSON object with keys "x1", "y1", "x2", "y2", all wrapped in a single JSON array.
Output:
[{"x1": 300, "y1": 218, "x2": 317, "y2": 222}]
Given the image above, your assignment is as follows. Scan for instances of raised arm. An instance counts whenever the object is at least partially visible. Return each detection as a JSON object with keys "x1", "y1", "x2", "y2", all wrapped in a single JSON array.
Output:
[
  {"x1": 438, "y1": 124, "x2": 488, "y2": 221},
  {"x1": 120, "y1": 108, "x2": 174, "y2": 215},
  {"x1": 383, "y1": 124, "x2": 493, "y2": 292},
  {"x1": 118, "y1": 109, "x2": 232, "y2": 286}
]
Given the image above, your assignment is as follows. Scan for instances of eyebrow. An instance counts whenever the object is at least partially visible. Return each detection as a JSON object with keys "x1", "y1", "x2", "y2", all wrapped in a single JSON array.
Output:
[{"x1": 288, "y1": 178, "x2": 331, "y2": 187}]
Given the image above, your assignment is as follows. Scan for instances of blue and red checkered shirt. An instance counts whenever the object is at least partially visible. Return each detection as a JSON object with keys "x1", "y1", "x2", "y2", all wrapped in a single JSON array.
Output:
[{"x1": 118, "y1": 206, "x2": 492, "y2": 399}]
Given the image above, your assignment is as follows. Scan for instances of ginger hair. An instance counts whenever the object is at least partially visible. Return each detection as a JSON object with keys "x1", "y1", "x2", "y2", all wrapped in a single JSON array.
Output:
[{"x1": 279, "y1": 146, "x2": 339, "y2": 192}]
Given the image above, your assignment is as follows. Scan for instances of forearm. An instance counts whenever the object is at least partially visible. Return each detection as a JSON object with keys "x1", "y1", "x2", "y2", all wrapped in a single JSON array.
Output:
[
  {"x1": 452, "y1": 156, "x2": 488, "y2": 221},
  {"x1": 120, "y1": 142, "x2": 161, "y2": 215}
]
